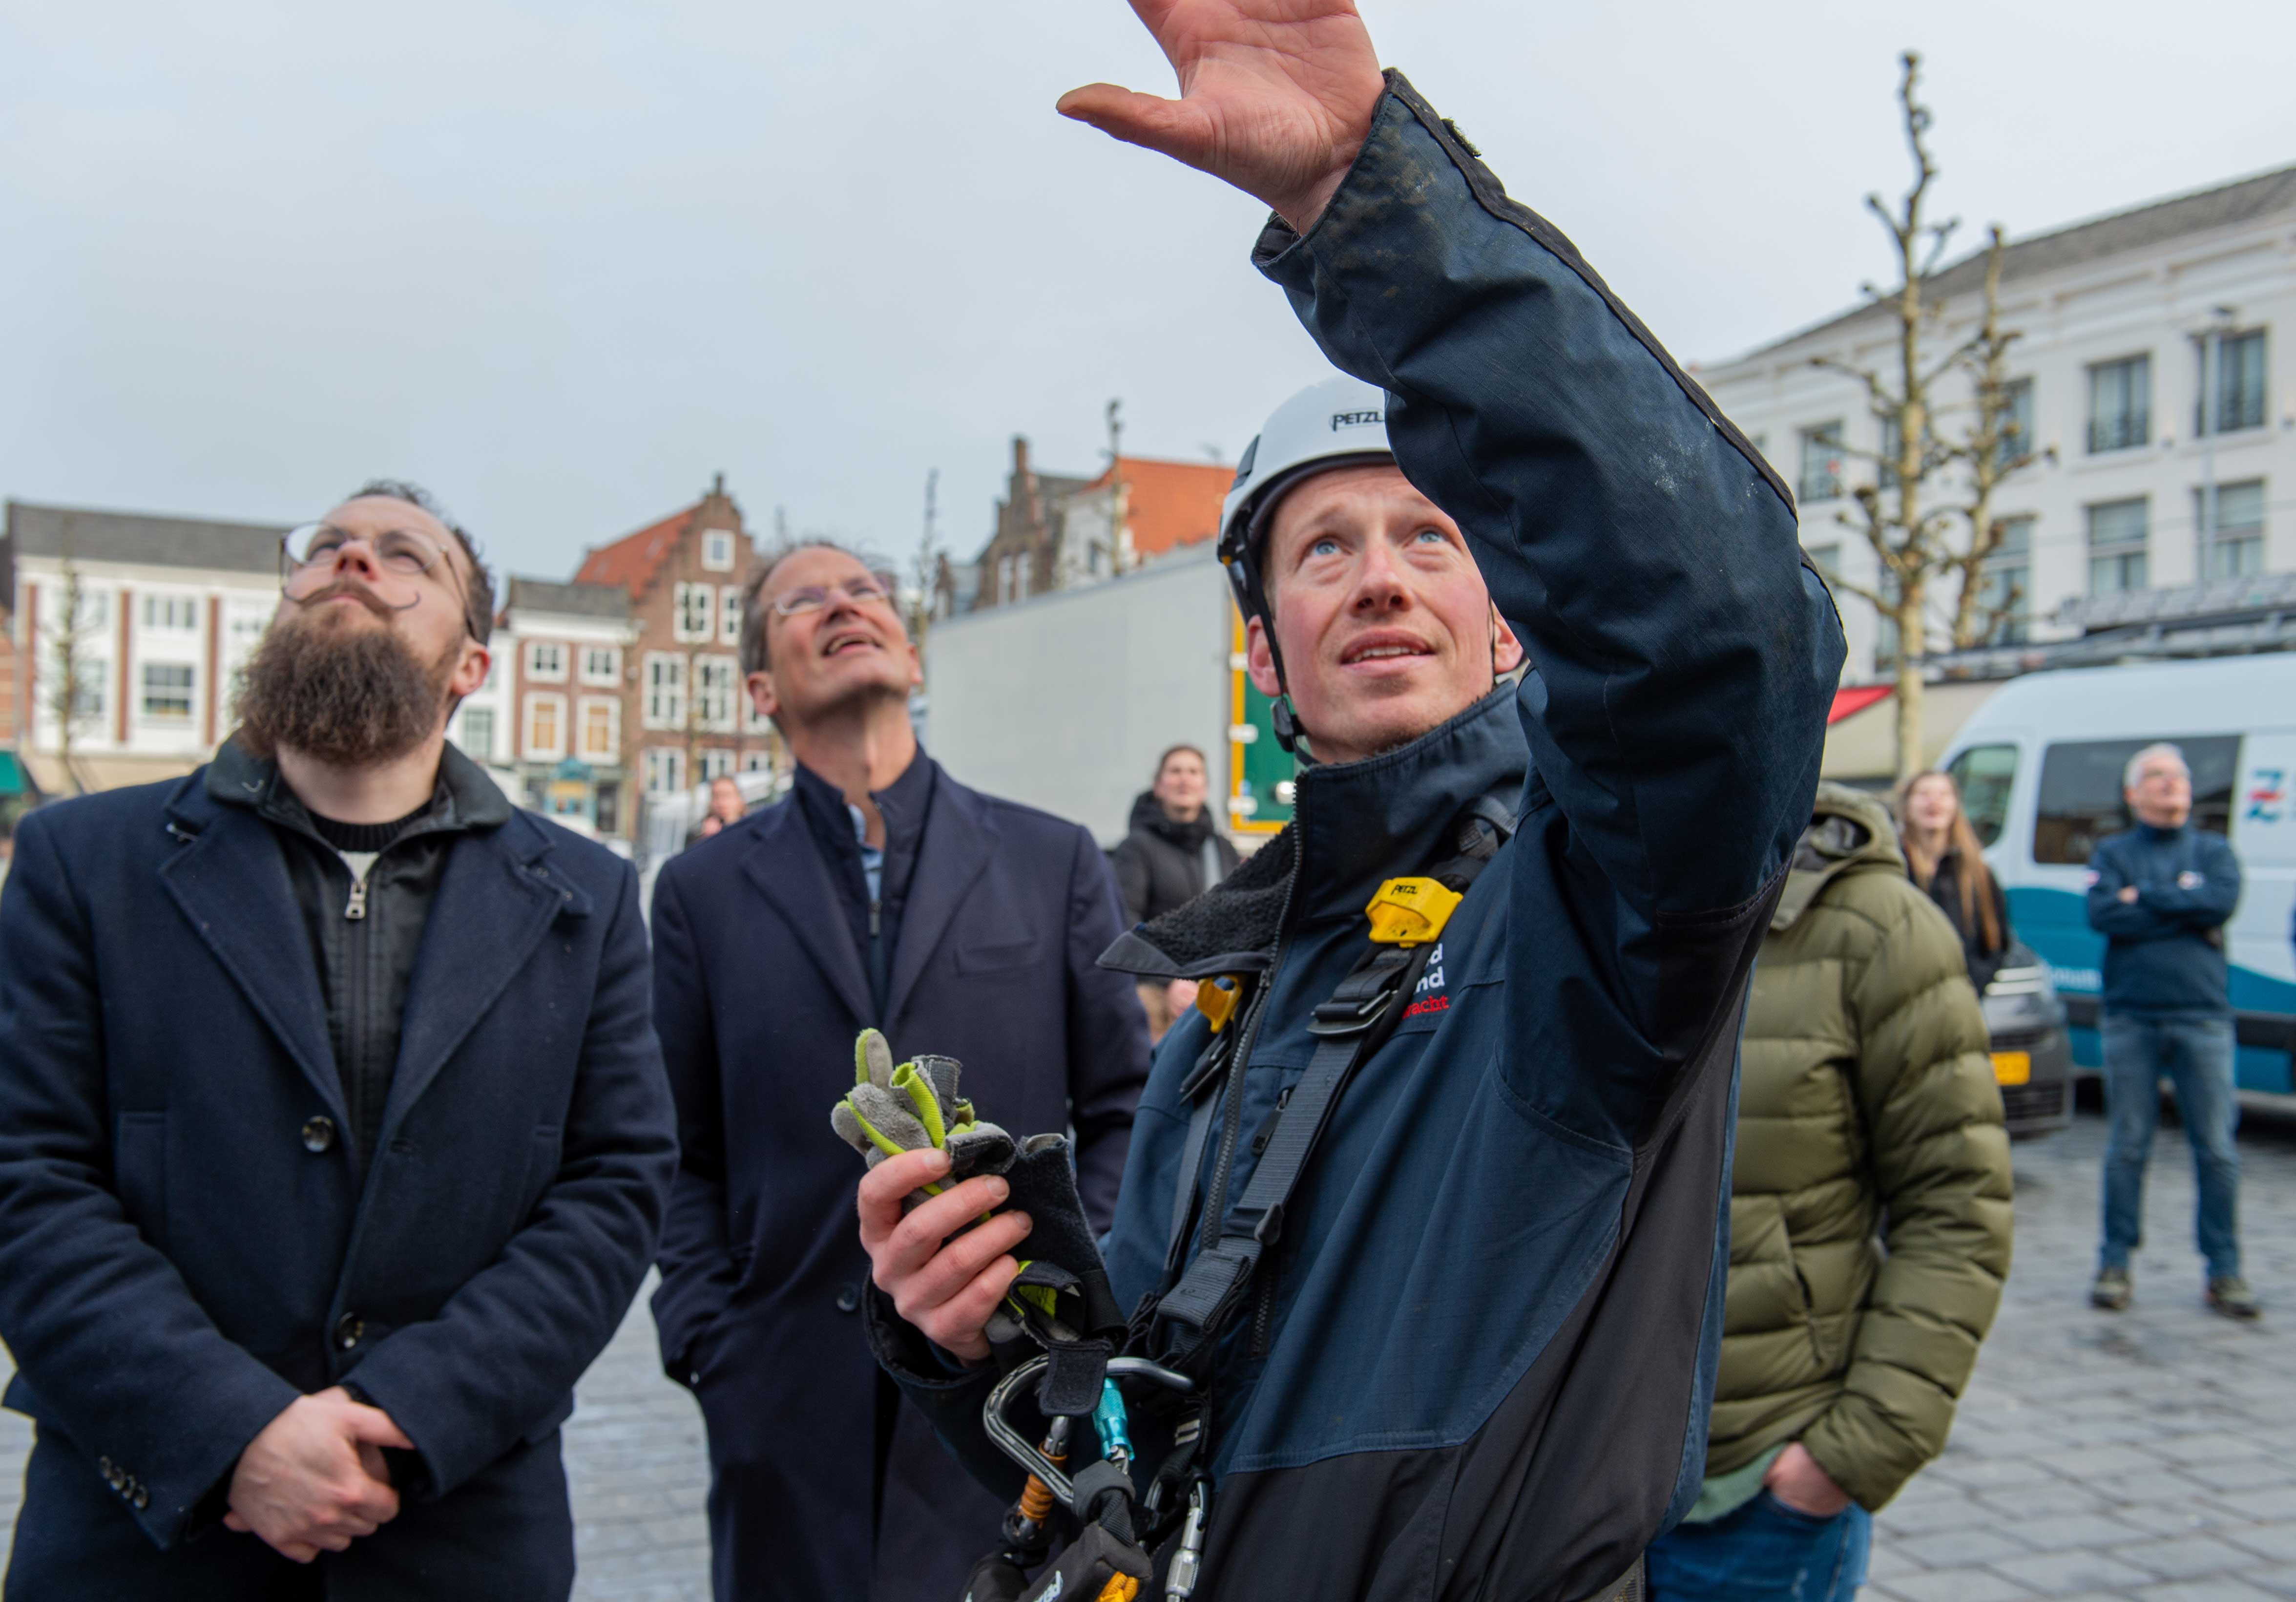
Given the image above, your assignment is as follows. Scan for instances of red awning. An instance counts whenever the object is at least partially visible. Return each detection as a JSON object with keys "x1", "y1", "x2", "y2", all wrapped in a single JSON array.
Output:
[{"x1": 1827, "y1": 685, "x2": 1893, "y2": 724}]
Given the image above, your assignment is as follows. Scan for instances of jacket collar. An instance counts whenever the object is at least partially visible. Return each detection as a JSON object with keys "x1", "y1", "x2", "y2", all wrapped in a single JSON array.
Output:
[
  {"x1": 163, "y1": 746, "x2": 580, "y2": 1139},
  {"x1": 205, "y1": 735, "x2": 514, "y2": 843},
  {"x1": 1103, "y1": 683, "x2": 1526, "y2": 978}
]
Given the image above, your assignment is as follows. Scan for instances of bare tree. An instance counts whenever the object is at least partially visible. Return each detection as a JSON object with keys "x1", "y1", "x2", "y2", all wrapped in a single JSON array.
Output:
[
  {"x1": 909, "y1": 467, "x2": 942, "y2": 663},
  {"x1": 45, "y1": 518, "x2": 102, "y2": 796},
  {"x1": 1818, "y1": 52, "x2": 2031, "y2": 779}
]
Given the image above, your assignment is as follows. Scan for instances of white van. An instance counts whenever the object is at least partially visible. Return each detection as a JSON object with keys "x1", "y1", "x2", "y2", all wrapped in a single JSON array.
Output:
[{"x1": 1940, "y1": 655, "x2": 2296, "y2": 1099}]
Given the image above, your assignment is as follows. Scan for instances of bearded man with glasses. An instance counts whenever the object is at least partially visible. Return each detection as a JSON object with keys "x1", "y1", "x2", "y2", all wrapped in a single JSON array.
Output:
[
  {"x1": 0, "y1": 481, "x2": 677, "y2": 1599},
  {"x1": 647, "y1": 540, "x2": 1150, "y2": 1601}
]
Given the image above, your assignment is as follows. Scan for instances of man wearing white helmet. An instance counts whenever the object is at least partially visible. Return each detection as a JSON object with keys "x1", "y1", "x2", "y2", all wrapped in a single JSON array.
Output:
[{"x1": 857, "y1": 2, "x2": 1843, "y2": 1598}]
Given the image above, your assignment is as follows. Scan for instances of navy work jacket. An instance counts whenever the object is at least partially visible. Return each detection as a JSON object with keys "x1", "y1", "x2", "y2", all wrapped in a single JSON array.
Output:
[
  {"x1": 877, "y1": 72, "x2": 1843, "y2": 1602},
  {"x1": 0, "y1": 751, "x2": 678, "y2": 1598},
  {"x1": 648, "y1": 755, "x2": 1150, "y2": 1602}
]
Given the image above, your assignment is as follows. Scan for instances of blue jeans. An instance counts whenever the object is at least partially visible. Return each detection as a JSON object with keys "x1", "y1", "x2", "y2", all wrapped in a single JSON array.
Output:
[
  {"x1": 2100, "y1": 1011, "x2": 2241, "y2": 1279},
  {"x1": 1645, "y1": 1492, "x2": 1871, "y2": 1601}
]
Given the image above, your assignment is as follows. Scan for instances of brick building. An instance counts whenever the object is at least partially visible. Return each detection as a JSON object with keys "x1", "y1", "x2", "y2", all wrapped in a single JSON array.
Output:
[
  {"x1": 497, "y1": 576, "x2": 637, "y2": 839},
  {"x1": 574, "y1": 476, "x2": 779, "y2": 808},
  {"x1": 965, "y1": 438, "x2": 1232, "y2": 611}
]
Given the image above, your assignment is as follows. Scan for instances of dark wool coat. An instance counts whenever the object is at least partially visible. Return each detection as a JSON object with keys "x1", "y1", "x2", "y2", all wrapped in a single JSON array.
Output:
[
  {"x1": 648, "y1": 760, "x2": 1150, "y2": 1602},
  {"x1": 0, "y1": 761, "x2": 677, "y2": 1599}
]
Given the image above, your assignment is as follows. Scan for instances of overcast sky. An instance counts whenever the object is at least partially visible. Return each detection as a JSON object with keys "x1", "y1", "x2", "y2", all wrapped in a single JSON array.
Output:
[{"x1": 3, "y1": 2, "x2": 2289, "y2": 585}]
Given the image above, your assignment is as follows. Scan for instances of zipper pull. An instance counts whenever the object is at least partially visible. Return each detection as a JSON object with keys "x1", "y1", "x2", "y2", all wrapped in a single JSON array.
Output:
[
  {"x1": 869, "y1": 898, "x2": 881, "y2": 938},
  {"x1": 345, "y1": 874, "x2": 370, "y2": 922}
]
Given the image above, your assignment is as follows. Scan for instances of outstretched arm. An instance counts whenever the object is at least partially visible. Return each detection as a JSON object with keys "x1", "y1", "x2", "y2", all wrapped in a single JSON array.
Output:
[{"x1": 1064, "y1": 0, "x2": 1841, "y2": 1145}]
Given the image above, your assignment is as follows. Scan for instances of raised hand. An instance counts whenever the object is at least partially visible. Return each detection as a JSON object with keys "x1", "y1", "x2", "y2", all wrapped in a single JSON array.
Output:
[
  {"x1": 1058, "y1": 0, "x2": 1386, "y2": 232},
  {"x1": 225, "y1": 1387, "x2": 412, "y2": 1561}
]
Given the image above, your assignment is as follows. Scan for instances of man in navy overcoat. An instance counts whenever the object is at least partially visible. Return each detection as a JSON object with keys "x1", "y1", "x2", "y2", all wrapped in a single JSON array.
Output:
[
  {"x1": 649, "y1": 542, "x2": 1150, "y2": 1602},
  {"x1": 0, "y1": 484, "x2": 677, "y2": 1599}
]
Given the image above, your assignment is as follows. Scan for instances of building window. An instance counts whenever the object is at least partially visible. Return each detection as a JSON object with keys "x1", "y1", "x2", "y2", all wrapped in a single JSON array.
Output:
[
  {"x1": 643, "y1": 653, "x2": 687, "y2": 728},
  {"x1": 700, "y1": 748, "x2": 736, "y2": 780},
  {"x1": 643, "y1": 746, "x2": 685, "y2": 795},
  {"x1": 578, "y1": 696, "x2": 620, "y2": 760},
  {"x1": 1997, "y1": 378, "x2": 2035, "y2": 469},
  {"x1": 458, "y1": 706, "x2": 496, "y2": 760},
  {"x1": 2086, "y1": 355, "x2": 2151, "y2": 454},
  {"x1": 141, "y1": 663, "x2": 194, "y2": 721},
  {"x1": 525, "y1": 641, "x2": 567, "y2": 682},
  {"x1": 720, "y1": 585, "x2": 743, "y2": 646},
  {"x1": 524, "y1": 694, "x2": 566, "y2": 759},
  {"x1": 595, "y1": 780, "x2": 621, "y2": 837},
  {"x1": 67, "y1": 662, "x2": 108, "y2": 720},
  {"x1": 703, "y1": 530, "x2": 735, "y2": 571},
  {"x1": 744, "y1": 681, "x2": 773, "y2": 733},
  {"x1": 695, "y1": 654, "x2": 739, "y2": 732},
  {"x1": 741, "y1": 749, "x2": 773, "y2": 773},
  {"x1": 996, "y1": 555, "x2": 1014, "y2": 605},
  {"x1": 141, "y1": 595, "x2": 199, "y2": 631},
  {"x1": 1977, "y1": 516, "x2": 2033, "y2": 645},
  {"x1": 2086, "y1": 498, "x2": 2150, "y2": 594},
  {"x1": 579, "y1": 646, "x2": 620, "y2": 686},
  {"x1": 2197, "y1": 479, "x2": 2266, "y2": 581},
  {"x1": 1798, "y1": 422, "x2": 1844, "y2": 503},
  {"x1": 1878, "y1": 415, "x2": 1902, "y2": 490},
  {"x1": 675, "y1": 582, "x2": 714, "y2": 642},
  {"x1": 2200, "y1": 330, "x2": 2268, "y2": 436}
]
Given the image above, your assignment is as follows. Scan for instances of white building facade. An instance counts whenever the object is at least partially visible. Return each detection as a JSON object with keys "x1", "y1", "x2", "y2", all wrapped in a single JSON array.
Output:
[
  {"x1": 6, "y1": 501, "x2": 286, "y2": 793},
  {"x1": 1699, "y1": 165, "x2": 2296, "y2": 687}
]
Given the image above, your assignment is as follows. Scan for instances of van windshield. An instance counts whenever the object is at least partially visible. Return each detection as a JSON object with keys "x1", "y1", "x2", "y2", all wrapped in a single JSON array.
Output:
[
  {"x1": 2032, "y1": 736, "x2": 2240, "y2": 865},
  {"x1": 1946, "y1": 744, "x2": 2018, "y2": 848}
]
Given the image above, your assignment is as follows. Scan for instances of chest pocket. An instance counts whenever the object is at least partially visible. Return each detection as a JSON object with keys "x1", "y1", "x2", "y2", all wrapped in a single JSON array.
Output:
[{"x1": 955, "y1": 937, "x2": 1042, "y2": 975}]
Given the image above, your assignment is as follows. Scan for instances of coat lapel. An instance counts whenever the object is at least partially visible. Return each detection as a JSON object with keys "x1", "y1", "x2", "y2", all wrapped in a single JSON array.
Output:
[
  {"x1": 886, "y1": 780, "x2": 995, "y2": 1027},
  {"x1": 158, "y1": 794, "x2": 347, "y2": 1123},
  {"x1": 742, "y1": 803, "x2": 875, "y2": 1027},
  {"x1": 382, "y1": 814, "x2": 580, "y2": 1141}
]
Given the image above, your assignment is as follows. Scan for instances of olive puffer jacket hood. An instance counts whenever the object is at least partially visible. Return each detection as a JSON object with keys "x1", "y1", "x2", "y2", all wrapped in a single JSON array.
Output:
[{"x1": 1710, "y1": 782, "x2": 2013, "y2": 1512}]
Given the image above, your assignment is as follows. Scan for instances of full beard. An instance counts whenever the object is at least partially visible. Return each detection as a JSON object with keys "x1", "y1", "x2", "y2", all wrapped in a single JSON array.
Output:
[{"x1": 234, "y1": 606, "x2": 457, "y2": 767}]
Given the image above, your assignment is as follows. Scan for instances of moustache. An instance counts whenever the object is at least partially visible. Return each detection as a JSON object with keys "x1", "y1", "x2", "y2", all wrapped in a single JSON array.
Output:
[{"x1": 295, "y1": 579, "x2": 415, "y2": 618}]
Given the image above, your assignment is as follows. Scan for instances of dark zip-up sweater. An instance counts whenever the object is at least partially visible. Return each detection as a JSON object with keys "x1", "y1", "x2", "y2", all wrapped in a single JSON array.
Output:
[
  {"x1": 207, "y1": 738, "x2": 513, "y2": 1171},
  {"x1": 793, "y1": 751, "x2": 936, "y2": 1022}
]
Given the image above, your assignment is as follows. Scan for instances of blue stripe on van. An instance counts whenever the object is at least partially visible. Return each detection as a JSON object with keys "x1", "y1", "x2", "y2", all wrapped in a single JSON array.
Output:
[{"x1": 2008, "y1": 886, "x2": 2296, "y2": 1093}]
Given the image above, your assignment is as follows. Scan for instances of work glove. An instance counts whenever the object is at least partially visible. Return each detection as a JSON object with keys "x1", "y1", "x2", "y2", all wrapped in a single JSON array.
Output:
[{"x1": 831, "y1": 1030, "x2": 1125, "y2": 1366}]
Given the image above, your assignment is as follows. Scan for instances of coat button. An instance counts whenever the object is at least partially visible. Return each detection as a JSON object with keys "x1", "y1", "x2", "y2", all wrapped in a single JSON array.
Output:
[
  {"x1": 835, "y1": 1283, "x2": 860, "y2": 1314},
  {"x1": 132, "y1": 1484, "x2": 148, "y2": 1509},
  {"x1": 334, "y1": 1313, "x2": 365, "y2": 1350},
  {"x1": 301, "y1": 1117, "x2": 336, "y2": 1154}
]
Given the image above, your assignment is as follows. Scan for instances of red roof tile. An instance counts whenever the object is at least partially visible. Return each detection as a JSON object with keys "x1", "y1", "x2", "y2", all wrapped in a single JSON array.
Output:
[
  {"x1": 1085, "y1": 456, "x2": 1233, "y2": 559},
  {"x1": 575, "y1": 503, "x2": 699, "y2": 598}
]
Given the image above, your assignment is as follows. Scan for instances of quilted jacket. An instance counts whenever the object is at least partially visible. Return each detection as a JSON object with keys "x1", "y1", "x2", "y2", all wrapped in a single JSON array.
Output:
[{"x1": 1709, "y1": 783, "x2": 2013, "y2": 1511}]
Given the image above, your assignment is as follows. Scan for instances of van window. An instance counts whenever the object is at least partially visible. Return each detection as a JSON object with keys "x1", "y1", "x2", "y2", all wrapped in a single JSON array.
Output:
[
  {"x1": 2032, "y1": 736, "x2": 2240, "y2": 865},
  {"x1": 1946, "y1": 744, "x2": 2018, "y2": 848}
]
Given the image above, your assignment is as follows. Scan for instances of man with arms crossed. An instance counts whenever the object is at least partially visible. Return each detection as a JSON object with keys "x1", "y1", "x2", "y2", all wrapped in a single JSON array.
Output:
[
  {"x1": 856, "y1": 3, "x2": 1843, "y2": 1597},
  {"x1": 2087, "y1": 741, "x2": 2254, "y2": 1318},
  {"x1": 0, "y1": 485, "x2": 676, "y2": 1597}
]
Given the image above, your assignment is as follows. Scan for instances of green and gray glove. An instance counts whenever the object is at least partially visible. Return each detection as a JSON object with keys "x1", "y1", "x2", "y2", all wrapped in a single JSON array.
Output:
[{"x1": 832, "y1": 1029, "x2": 1124, "y2": 1356}]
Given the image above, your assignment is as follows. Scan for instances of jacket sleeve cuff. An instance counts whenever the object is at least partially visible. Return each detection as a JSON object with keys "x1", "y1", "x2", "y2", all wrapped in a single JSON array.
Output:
[
  {"x1": 1797, "y1": 1409, "x2": 1910, "y2": 1514},
  {"x1": 864, "y1": 1288, "x2": 1025, "y2": 1505}
]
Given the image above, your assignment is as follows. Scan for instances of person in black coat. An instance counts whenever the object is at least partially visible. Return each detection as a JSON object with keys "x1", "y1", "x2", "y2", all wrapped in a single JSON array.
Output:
[
  {"x1": 0, "y1": 485, "x2": 677, "y2": 1599},
  {"x1": 1899, "y1": 768, "x2": 2015, "y2": 992},
  {"x1": 648, "y1": 543, "x2": 1150, "y2": 1602},
  {"x1": 1106, "y1": 744, "x2": 1241, "y2": 1040}
]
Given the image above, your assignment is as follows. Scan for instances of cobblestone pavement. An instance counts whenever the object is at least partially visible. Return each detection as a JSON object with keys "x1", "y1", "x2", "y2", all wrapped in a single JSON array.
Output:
[{"x1": 8, "y1": 1109, "x2": 2296, "y2": 1598}]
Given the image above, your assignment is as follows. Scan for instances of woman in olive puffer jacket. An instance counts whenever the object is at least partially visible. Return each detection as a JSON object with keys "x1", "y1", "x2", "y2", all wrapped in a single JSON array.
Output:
[{"x1": 1650, "y1": 784, "x2": 2013, "y2": 1598}]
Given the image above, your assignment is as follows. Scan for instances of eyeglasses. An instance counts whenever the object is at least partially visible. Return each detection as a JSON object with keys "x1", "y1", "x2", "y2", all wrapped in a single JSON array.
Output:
[
  {"x1": 279, "y1": 522, "x2": 484, "y2": 641},
  {"x1": 282, "y1": 522, "x2": 453, "y2": 578},
  {"x1": 768, "y1": 572, "x2": 899, "y2": 618}
]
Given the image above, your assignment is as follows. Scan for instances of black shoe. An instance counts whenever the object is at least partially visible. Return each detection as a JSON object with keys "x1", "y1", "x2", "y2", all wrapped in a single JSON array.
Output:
[
  {"x1": 2208, "y1": 1276, "x2": 2261, "y2": 1320},
  {"x1": 2090, "y1": 1266, "x2": 2132, "y2": 1311}
]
